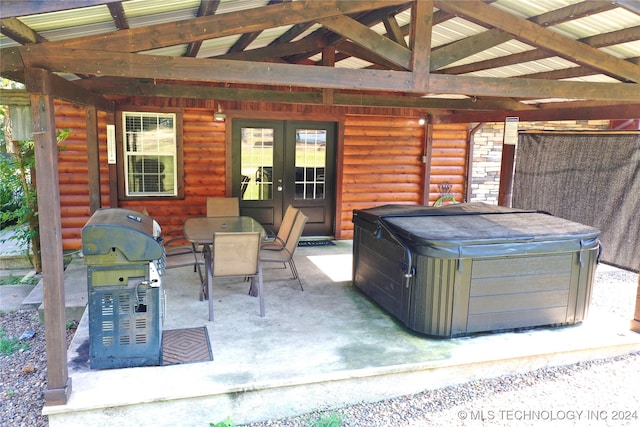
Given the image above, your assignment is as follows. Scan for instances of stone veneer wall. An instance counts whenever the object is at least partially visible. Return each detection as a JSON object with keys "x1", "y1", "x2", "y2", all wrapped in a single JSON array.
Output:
[{"x1": 469, "y1": 120, "x2": 611, "y2": 204}]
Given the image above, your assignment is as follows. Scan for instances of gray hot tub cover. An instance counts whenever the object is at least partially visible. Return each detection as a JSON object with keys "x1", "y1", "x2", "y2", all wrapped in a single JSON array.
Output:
[{"x1": 353, "y1": 202, "x2": 601, "y2": 259}]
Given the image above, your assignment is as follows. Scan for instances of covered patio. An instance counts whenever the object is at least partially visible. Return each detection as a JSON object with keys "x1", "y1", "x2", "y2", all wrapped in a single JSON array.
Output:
[
  {"x1": 1, "y1": 0, "x2": 639, "y2": 419},
  {"x1": 45, "y1": 240, "x2": 640, "y2": 426}
]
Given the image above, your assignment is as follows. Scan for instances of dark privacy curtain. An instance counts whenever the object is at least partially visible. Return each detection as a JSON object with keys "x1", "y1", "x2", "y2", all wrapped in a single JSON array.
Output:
[{"x1": 512, "y1": 132, "x2": 640, "y2": 272}]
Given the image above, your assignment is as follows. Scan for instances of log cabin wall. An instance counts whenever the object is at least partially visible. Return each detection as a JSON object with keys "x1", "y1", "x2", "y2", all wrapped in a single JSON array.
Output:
[
  {"x1": 338, "y1": 117, "x2": 468, "y2": 240},
  {"x1": 339, "y1": 115, "x2": 425, "y2": 240},
  {"x1": 427, "y1": 123, "x2": 469, "y2": 205},
  {"x1": 55, "y1": 100, "x2": 469, "y2": 250},
  {"x1": 55, "y1": 101, "x2": 110, "y2": 249}
]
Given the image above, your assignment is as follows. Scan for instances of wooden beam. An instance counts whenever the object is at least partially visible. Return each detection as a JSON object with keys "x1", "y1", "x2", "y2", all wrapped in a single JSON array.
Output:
[
  {"x1": 21, "y1": 46, "x2": 415, "y2": 91},
  {"x1": 409, "y1": 0, "x2": 433, "y2": 92},
  {"x1": 322, "y1": 46, "x2": 335, "y2": 105},
  {"x1": 432, "y1": 102, "x2": 640, "y2": 124},
  {"x1": 441, "y1": 25, "x2": 640, "y2": 76},
  {"x1": 185, "y1": 0, "x2": 221, "y2": 57},
  {"x1": 498, "y1": 142, "x2": 516, "y2": 207},
  {"x1": 25, "y1": 67, "x2": 72, "y2": 406},
  {"x1": 530, "y1": 1, "x2": 616, "y2": 26},
  {"x1": 269, "y1": 21, "x2": 317, "y2": 46},
  {"x1": 107, "y1": 2, "x2": 129, "y2": 30},
  {"x1": 383, "y1": 15, "x2": 407, "y2": 47},
  {"x1": 276, "y1": 0, "x2": 402, "y2": 63},
  {"x1": 334, "y1": 40, "x2": 404, "y2": 70},
  {"x1": 0, "y1": 46, "x2": 25, "y2": 74},
  {"x1": 214, "y1": 37, "x2": 327, "y2": 62},
  {"x1": 428, "y1": 73, "x2": 640, "y2": 102},
  {"x1": 430, "y1": 29, "x2": 511, "y2": 71},
  {"x1": 22, "y1": 46, "x2": 640, "y2": 101},
  {"x1": 0, "y1": 17, "x2": 47, "y2": 44},
  {"x1": 76, "y1": 77, "x2": 535, "y2": 111},
  {"x1": 47, "y1": 1, "x2": 408, "y2": 53},
  {"x1": 318, "y1": 14, "x2": 412, "y2": 69},
  {"x1": 1, "y1": 0, "x2": 120, "y2": 18},
  {"x1": 226, "y1": 0, "x2": 288, "y2": 54},
  {"x1": 434, "y1": 0, "x2": 640, "y2": 83},
  {"x1": 40, "y1": 69, "x2": 113, "y2": 111}
]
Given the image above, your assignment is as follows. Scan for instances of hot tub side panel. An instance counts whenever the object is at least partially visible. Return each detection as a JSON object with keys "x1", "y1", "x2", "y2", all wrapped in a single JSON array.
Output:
[
  {"x1": 353, "y1": 226, "x2": 409, "y2": 324},
  {"x1": 407, "y1": 256, "x2": 462, "y2": 337},
  {"x1": 409, "y1": 247, "x2": 599, "y2": 337}
]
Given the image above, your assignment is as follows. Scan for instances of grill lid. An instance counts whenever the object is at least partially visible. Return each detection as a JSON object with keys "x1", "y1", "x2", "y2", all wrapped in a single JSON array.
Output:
[{"x1": 82, "y1": 208, "x2": 163, "y2": 261}]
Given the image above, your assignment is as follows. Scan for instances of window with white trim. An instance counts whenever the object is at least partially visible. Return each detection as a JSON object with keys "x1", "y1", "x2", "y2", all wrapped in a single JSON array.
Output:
[{"x1": 122, "y1": 112, "x2": 177, "y2": 197}]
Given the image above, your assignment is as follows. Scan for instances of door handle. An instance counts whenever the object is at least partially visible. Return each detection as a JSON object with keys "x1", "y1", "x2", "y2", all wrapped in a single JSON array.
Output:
[{"x1": 277, "y1": 185, "x2": 283, "y2": 192}]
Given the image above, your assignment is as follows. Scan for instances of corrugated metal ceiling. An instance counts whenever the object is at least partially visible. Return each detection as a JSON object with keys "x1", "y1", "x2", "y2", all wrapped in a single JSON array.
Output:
[{"x1": 1, "y1": 0, "x2": 638, "y2": 106}]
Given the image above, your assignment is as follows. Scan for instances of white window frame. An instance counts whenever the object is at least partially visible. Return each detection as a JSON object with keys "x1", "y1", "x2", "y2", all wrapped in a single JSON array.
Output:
[{"x1": 122, "y1": 111, "x2": 178, "y2": 197}]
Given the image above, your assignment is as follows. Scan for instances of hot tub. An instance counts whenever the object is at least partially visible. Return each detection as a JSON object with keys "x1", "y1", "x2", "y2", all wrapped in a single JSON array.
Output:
[{"x1": 352, "y1": 203, "x2": 600, "y2": 338}]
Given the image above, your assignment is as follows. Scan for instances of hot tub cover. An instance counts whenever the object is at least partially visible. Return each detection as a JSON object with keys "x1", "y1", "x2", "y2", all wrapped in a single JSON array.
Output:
[{"x1": 352, "y1": 203, "x2": 601, "y2": 259}]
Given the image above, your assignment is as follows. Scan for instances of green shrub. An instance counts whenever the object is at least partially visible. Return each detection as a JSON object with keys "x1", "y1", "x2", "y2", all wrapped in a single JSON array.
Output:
[
  {"x1": 309, "y1": 413, "x2": 343, "y2": 427},
  {"x1": 0, "y1": 153, "x2": 24, "y2": 229}
]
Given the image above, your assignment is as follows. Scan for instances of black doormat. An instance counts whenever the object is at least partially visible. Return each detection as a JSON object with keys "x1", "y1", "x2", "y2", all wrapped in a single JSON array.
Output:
[
  {"x1": 298, "y1": 240, "x2": 336, "y2": 247},
  {"x1": 162, "y1": 326, "x2": 213, "y2": 365}
]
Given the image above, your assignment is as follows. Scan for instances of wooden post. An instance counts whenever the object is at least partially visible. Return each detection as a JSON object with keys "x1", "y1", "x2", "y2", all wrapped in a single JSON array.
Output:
[
  {"x1": 410, "y1": 0, "x2": 433, "y2": 93},
  {"x1": 631, "y1": 273, "x2": 640, "y2": 333},
  {"x1": 422, "y1": 119, "x2": 433, "y2": 205},
  {"x1": 322, "y1": 47, "x2": 335, "y2": 105},
  {"x1": 86, "y1": 105, "x2": 102, "y2": 214},
  {"x1": 26, "y1": 68, "x2": 72, "y2": 405},
  {"x1": 498, "y1": 143, "x2": 515, "y2": 207},
  {"x1": 498, "y1": 117, "x2": 519, "y2": 207}
]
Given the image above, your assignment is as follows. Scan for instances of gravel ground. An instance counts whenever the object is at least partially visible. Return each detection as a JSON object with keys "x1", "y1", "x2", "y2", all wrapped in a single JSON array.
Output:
[
  {"x1": 0, "y1": 267, "x2": 637, "y2": 427},
  {"x1": 0, "y1": 310, "x2": 76, "y2": 427}
]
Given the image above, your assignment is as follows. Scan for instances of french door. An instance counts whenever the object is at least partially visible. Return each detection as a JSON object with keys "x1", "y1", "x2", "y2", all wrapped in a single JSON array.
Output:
[{"x1": 231, "y1": 119, "x2": 336, "y2": 237}]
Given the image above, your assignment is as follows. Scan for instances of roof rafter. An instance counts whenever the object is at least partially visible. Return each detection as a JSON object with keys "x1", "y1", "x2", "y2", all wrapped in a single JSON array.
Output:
[
  {"x1": 434, "y1": 0, "x2": 640, "y2": 83},
  {"x1": 318, "y1": 14, "x2": 412, "y2": 70},
  {"x1": 430, "y1": 1, "x2": 621, "y2": 73},
  {"x1": 440, "y1": 24, "x2": 640, "y2": 76},
  {"x1": 0, "y1": 17, "x2": 47, "y2": 44},
  {"x1": 41, "y1": 1, "x2": 408, "y2": 53}
]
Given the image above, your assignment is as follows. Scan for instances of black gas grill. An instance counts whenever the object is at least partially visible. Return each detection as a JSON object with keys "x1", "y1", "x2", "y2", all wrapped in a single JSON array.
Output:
[{"x1": 82, "y1": 208, "x2": 164, "y2": 369}]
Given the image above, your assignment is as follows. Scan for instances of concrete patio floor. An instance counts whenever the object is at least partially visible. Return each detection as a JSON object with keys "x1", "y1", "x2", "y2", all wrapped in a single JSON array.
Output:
[{"x1": 45, "y1": 240, "x2": 640, "y2": 426}]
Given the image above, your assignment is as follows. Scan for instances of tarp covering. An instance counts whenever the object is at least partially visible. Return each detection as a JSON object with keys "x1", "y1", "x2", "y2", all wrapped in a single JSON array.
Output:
[{"x1": 513, "y1": 132, "x2": 640, "y2": 272}]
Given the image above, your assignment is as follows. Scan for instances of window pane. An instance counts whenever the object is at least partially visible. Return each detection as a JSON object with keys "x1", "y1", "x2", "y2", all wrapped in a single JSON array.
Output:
[
  {"x1": 295, "y1": 129, "x2": 326, "y2": 200},
  {"x1": 123, "y1": 112, "x2": 177, "y2": 196},
  {"x1": 240, "y1": 127, "x2": 274, "y2": 201}
]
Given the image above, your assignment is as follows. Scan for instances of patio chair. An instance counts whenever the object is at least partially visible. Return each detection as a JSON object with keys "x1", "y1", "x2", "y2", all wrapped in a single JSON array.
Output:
[
  {"x1": 206, "y1": 197, "x2": 239, "y2": 217},
  {"x1": 261, "y1": 205, "x2": 299, "y2": 251},
  {"x1": 259, "y1": 211, "x2": 308, "y2": 291},
  {"x1": 162, "y1": 232, "x2": 204, "y2": 287},
  {"x1": 208, "y1": 231, "x2": 264, "y2": 321},
  {"x1": 150, "y1": 206, "x2": 203, "y2": 286}
]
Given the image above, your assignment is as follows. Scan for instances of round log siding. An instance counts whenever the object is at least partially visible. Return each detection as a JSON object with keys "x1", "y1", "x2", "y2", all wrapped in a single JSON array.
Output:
[{"x1": 54, "y1": 101, "x2": 468, "y2": 249}]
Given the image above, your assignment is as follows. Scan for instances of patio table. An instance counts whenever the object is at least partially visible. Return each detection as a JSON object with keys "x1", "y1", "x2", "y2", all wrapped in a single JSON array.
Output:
[{"x1": 184, "y1": 216, "x2": 266, "y2": 320}]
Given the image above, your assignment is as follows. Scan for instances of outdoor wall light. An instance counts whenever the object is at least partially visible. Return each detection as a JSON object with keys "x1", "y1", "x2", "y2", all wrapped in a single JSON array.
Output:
[{"x1": 214, "y1": 104, "x2": 226, "y2": 121}]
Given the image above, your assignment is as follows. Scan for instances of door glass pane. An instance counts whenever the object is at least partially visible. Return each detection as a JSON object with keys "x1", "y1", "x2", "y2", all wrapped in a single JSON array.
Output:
[
  {"x1": 241, "y1": 127, "x2": 273, "y2": 200},
  {"x1": 295, "y1": 129, "x2": 326, "y2": 200}
]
